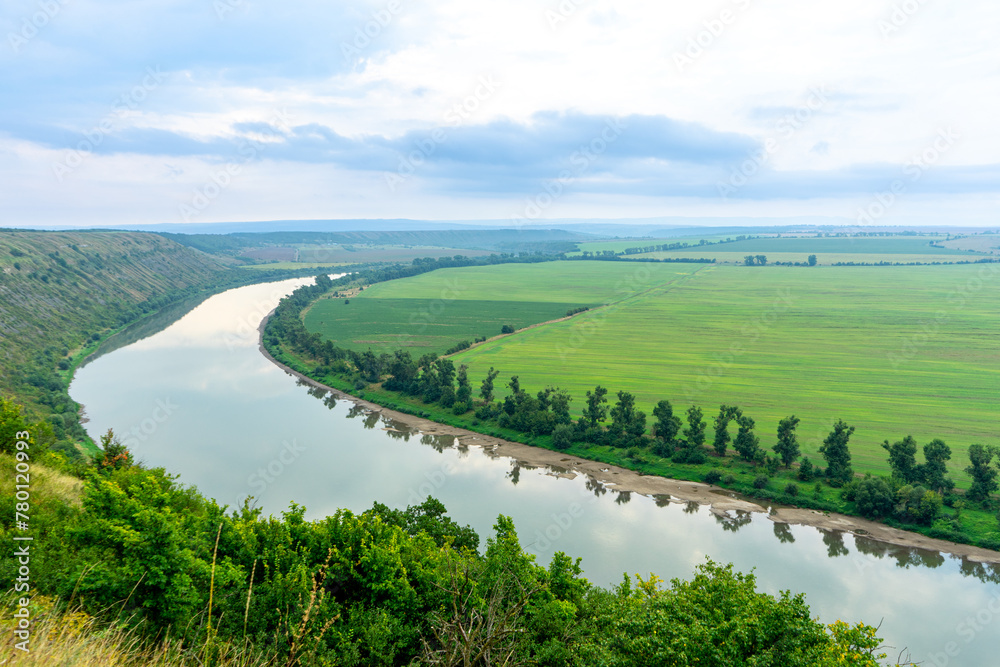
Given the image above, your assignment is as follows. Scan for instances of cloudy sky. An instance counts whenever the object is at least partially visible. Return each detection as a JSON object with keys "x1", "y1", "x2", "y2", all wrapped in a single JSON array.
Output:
[{"x1": 2, "y1": 0, "x2": 997, "y2": 227}]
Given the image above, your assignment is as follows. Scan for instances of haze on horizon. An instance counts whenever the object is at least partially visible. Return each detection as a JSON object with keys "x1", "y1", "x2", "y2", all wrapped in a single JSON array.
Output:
[{"x1": 2, "y1": 0, "x2": 998, "y2": 229}]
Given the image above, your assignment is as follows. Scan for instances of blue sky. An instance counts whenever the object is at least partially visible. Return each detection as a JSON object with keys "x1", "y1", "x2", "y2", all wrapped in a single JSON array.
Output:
[{"x1": 2, "y1": 0, "x2": 998, "y2": 227}]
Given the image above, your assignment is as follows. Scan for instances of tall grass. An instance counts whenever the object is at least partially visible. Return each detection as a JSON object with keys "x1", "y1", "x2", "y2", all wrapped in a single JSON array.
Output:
[{"x1": 0, "y1": 596, "x2": 274, "y2": 667}]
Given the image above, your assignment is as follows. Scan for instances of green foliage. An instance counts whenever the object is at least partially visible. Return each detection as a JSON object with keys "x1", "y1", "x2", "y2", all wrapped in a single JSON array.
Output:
[
  {"x1": 798, "y1": 457, "x2": 816, "y2": 482},
  {"x1": 588, "y1": 561, "x2": 832, "y2": 666},
  {"x1": 820, "y1": 420, "x2": 855, "y2": 486},
  {"x1": 683, "y1": 405, "x2": 706, "y2": 449},
  {"x1": 774, "y1": 415, "x2": 801, "y2": 467},
  {"x1": 883, "y1": 435, "x2": 920, "y2": 483},
  {"x1": 965, "y1": 444, "x2": 999, "y2": 502},
  {"x1": 733, "y1": 414, "x2": 761, "y2": 462},
  {"x1": 651, "y1": 399, "x2": 681, "y2": 443},
  {"x1": 854, "y1": 477, "x2": 895, "y2": 519},
  {"x1": 2, "y1": 454, "x2": 904, "y2": 667}
]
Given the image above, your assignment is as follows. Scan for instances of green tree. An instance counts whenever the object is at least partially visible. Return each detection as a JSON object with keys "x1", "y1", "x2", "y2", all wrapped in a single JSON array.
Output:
[
  {"x1": 965, "y1": 444, "x2": 999, "y2": 502},
  {"x1": 744, "y1": 255, "x2": 756, "y2": 266},
  {"x1": 0, "y1": 396, "x2": 31, "y2": 455},
  {"x1": 774, "y1": 415, "x2": 801, "y2": 467},
  {"x1": 854, "y1": 477, "x2": 894, "y2": 519},
  {"x1": 480, "y1": 366, "x2": 500, "y2": 403},
  {"x1": 552, "y1": 424, "x2": 574, "y2": 451},
  {"x1": 807, "y1": 254, "x2": 818, "y2": 266},
  {"x1": 797, "y1": 456, "x2": 815, "y2": 481},
  {"x1": 882, "y1": 435, "x2": 919, "y2": 483},
  {"x1": 98, "y1": 428, "x2": 132, "y2": 471},
  {"x1": 582, "y1": 385, "x2": 609, "y2": 428},
  {"x1": 921, "y1": 438, "x2": 953, "y2": 494},
  {"x1": 820, "y1": 420, "x2": 855, "y2": 486},
  {"x1": 652, "y1": 399, "x2": 681, "y2": 443},
  {"x1": 733, "y1": 415, "x2": 761, "y2": 462},
  {"x1": 712, "y1": 405, "x2": 738, "y2": 457},
  {"x1": 456, "y1": 364, "x2": 472, "y2": 404},
  {"x1": 684, "y1": 406, "x2": 706, "y2": 449},
  {"x1": 756, "y1": 254, "x2": 767, "y2": 266},
  {"x1": 609, "y1": 391, "x2": 646, "y2": 447}
]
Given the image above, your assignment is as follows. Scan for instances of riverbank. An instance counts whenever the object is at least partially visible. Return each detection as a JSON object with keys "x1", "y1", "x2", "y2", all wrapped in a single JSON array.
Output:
[{"x1": 257, "y1": 313, "x2": 1000, "y2": 565}]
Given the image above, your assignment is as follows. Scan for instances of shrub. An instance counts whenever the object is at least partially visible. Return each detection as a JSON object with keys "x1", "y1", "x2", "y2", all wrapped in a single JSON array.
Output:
[
  {"x1": 686, "y1": 449, "x2": 707, "y2": 465},
  {"x1": 552, "y1": 424, "x2": 574, "y2": 450},
  {"x1": 722, "y1": 474, "x2": 736, "y2": 485},
  {"x1": 797, "y1": 457, "x2": 815, "y2": 481},
  {"x1": 784, "y1": 483, "x2": 799, "y2": 497},
  {"x1": 704, "y1": 470, "x2": 722, "y2": 485},
  {"x1": 753, "y1": 475, "x2": 769, "y2": 489},
  {"x1": 353, "y1": 379, "x2": 367, "y2": 390},
  {"x1": 500, "y1": 324, "x2": 515, "y2": 334}
]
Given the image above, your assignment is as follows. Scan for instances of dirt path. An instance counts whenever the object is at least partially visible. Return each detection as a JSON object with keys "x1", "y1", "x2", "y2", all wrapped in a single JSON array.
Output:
[{"x1": 258, "y1": 313, "x2": 1000, "y2": 565}]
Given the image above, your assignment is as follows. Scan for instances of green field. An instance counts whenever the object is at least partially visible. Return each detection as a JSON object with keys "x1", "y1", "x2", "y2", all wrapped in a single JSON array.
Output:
[
  {"x1": 296, "y1": 245, "x2": 491, "y2": 264},
  {"x1": 449, "y1": 263, "x2": 999, "y2": 482},
  {"x1": 309, "y1": 260, "x2": 999, "y2": 484},
  {"x1": 303, "y1": 262, "x2": 706, "y2": 355},
  {"x1": 633, "y1": 251, "x2": 977, "y2": 265}
]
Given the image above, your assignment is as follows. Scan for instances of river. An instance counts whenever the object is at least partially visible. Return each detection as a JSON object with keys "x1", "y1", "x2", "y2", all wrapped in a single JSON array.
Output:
[{"x1": 70, "y1": 277, "x2": 1000, "y2": 665}]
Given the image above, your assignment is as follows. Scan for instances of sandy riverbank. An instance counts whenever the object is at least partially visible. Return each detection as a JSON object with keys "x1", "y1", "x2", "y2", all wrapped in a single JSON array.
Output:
[{"x1": 258, "y1": 314, "x2": 1000, "y2": 565}]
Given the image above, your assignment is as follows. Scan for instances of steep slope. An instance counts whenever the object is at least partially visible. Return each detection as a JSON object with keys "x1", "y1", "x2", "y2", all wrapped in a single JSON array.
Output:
[{"x1": 0, "y1": 230, "x2": 228, "y2": 450}]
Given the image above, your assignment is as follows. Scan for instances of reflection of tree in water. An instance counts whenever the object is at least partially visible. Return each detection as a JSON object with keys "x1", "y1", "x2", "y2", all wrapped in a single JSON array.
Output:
[
  {"x1": 507, "y1": 461, "x2": 521, "y2": 486},
  {"x1": 346, "y1": 404, "x2": 366, "y2": 420},
  {"x1": 614, "y1": 491, "x2": 632, "y2": 505},
  {"x1": 382, "y1": 427, "x2": 412, "y2": 442},
  {"x1": 684, "y1": 501, "x2": 700, "y2": 514},
  {"x1": 715, "y1": 511, "x2": 752, "y2": 533},
  {"x1": 362, "y1": 411, "x2": 381, "y2": 430},
  {"x1": 653, "y1": 494, "x2": 671, "y2": 508},
  {"x1": 586, "y1": 477, "x2": 607, "y2": 498},
  {"x1": 323, "y1": 394, "x2": 338, "y2": 410},
  {"x1": 853, "y1": 536, "x2": 945, "y2": 570},
  {"x1": 307, "y1": 386, "x2": 327, "y2": 400},
  {"x1": 960, "y1": 559, "x2": 1000, "y2": 585},
  {"x1": 456, "y1": 441, "x2": 469, "y2": 457},
  {"x1": 821, "y1": 530, "x2": 850, "y2": 558},
  {"x1": 421, "y1": 434, "x2": 449, "y2": 453},
  {"x1": 773, "y1": 522, "x2": 796, "y2": 544}
]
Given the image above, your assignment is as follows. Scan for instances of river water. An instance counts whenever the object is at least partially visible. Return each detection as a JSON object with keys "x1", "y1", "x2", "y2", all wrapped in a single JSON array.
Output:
[{"x1": 70, "y1": 277, "x2": 1000, "y2": 665}]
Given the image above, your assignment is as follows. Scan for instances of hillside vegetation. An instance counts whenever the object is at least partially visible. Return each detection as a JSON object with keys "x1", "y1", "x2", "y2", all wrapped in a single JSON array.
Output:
[
  {"x1": 0, "y1": 230, "x2": 265, "y2": 455},
  {"x1": 0, "y1": 418, "x2": 906, "y2": 666}
]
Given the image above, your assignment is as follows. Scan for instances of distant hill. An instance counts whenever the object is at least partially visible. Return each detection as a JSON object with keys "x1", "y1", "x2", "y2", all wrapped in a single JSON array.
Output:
[
  {"x1": 0, "y1": 230, "x2": 229, "y2": 453},
  {"x1": 160, "y1": 228, "x2": 590, "y2": 257}
]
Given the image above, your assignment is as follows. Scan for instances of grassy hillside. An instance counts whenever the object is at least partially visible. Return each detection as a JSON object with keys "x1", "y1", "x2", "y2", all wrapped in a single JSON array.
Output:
[{"x1": 0, "y1": 230, "x2": 230, "y2": 453}]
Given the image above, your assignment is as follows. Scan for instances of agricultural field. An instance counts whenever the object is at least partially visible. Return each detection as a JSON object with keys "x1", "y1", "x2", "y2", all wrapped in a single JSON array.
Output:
[
  {"x1": 942, "y1": 233, "x2": 1000, "y2": 255},
  {"x1": 302, "y1": 262, "x2": 704, "y2": 356},
  {"x1": 632, "y1": 251, "x2": 977, "y2": 265},
  {"x1": 307, "y1": 258, "x2": 999, "y2": 484},
  {"x1": 296, "y1": 245, "x2": 492, "y2": 264},
  {"x1": 448, "y1": 263, "x2": 999, "y2": 483}
]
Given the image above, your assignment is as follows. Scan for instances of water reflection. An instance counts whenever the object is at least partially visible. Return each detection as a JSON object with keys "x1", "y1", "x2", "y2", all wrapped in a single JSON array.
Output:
[
  {"x1": 715, "y1": 510, "x2": 753, "y2": 533},
  {"x1": 773, "y1": 522, "x2": 796, "y2": 544},
  {"x1": 821, "y1": 530, "x2": 850, "y2": 558},
  {"x1": 684, "y1": 501, "x2": 700, "y2": 514},
  {"x1": 585, "y1": 477, "x2": 607, "y2": 498},
  {"x1": 614, "y1": 490, "x2": 632, "y2": 505},
  {"x1": 653, "y1": 494, "x2": 671, "y2": 508}
]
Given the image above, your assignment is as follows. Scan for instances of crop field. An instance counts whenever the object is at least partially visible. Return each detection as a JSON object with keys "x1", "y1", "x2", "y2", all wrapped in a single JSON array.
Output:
[
  {"x1": 303, "y1": 262, "x2": 705, "y2": 355},
  {"x1": 942, "y1": 234, "x2": 1000, "y2": 255},
  {"x1": 428, "y1": 262, "x2": 994, "y2": 483},
  {"x1": 632, "y1": 251, "x2": 980, "y2": 265},
  {"x1": 296, "y1": 245, "x2": 491, "y2": 264}
]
